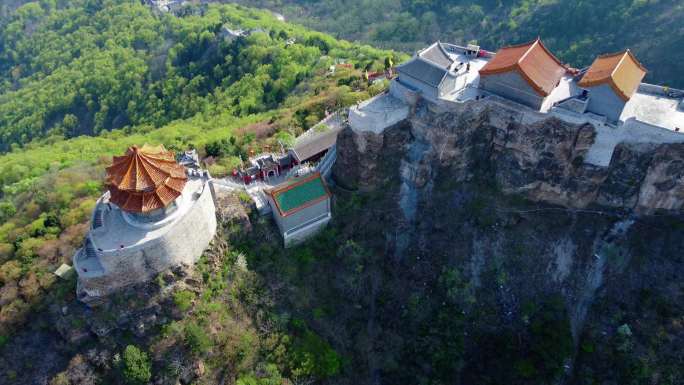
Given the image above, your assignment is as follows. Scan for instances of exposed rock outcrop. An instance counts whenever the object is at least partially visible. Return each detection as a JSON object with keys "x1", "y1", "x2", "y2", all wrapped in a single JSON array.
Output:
[
  {"x1": 335, "y1": 99, "x2": 684, "y2": 214},
  {"x1": 335, "y1": 119, "x2": 411, "y2": 192},
  {"x1": 329, "y1": 98, "x2": 684, "y2": 384}
]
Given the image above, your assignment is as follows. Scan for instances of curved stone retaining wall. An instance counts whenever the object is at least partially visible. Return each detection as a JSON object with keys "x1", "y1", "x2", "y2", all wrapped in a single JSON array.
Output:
[{"x1": 76, "y1": 180, "x2": 217, "y2": 301}]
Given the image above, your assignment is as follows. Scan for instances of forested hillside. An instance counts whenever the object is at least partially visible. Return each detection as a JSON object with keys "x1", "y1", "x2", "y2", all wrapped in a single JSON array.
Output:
[
  {"x1": 232, "y1": 0, "x2": 684, "y2": 88},
  {"x1": 0, "y1": 0, "x2": 397, "y2": 151},
  {"x1": 0, "y1": 2, "x2": 682, "y2": 385},
  {"x1": 0, "y1": 3, "x2": 398, "y2": 383}
]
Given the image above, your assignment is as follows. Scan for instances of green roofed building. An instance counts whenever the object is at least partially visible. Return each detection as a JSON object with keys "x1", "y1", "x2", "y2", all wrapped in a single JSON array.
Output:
[{"x1": 266, "y1": 172, "x2": 332, "y2": 247}]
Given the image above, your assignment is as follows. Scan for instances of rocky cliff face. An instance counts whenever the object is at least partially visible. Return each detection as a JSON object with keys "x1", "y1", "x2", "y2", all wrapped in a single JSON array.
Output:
[
  {"x1": 336, "y1": 99, "x2": 684, "y2": 214},
  {"x1": 331, "y1": 99, "x2": 684, "y2": 384}
]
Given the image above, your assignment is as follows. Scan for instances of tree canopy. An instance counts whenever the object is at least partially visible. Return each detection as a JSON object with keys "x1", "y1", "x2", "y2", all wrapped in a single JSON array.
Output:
[
  {"x1": 0, "y1": 0, "x2": 399, "y2": 347},
  {"x1": 231, "y1": 0, "x2": 684, "y2": 88}
]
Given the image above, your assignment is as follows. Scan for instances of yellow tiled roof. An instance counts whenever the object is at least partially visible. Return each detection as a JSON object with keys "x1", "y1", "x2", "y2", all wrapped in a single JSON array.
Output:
[{"x1": 578, "y1": 50, "x2": 647, "y2": 101}]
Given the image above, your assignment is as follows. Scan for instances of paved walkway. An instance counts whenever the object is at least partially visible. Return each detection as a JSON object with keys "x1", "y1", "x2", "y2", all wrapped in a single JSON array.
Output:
[
  {"x1": 91, "y1": 178, "x2": 205, "y2": 251},
  {"x1": 551, "y1": 107, "x2": 684, "y2": 167},
  {"x1": 297, "y1": 112, "x2": 345, "y2": 142},
  {"x1": 214, "y1": 163, "x2": 320, "y2": 215}
]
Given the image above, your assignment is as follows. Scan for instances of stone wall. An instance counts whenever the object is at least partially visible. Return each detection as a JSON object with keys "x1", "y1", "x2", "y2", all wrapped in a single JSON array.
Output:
[
  {"x1": 77, "y1": 180, "x2": 217, "y2": 301},
  {"x1": 389, "y1": 79, "x2": 419, "y2": 106},
  {"x1": 584, "y1": 116, "x2": 684, "y2": 167},
  {"x1": 585, "y1": 83, "x2": 626, "y2": 123}
]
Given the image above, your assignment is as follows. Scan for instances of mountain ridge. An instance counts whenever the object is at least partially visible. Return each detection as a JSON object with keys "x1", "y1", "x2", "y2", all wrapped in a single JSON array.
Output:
[{"x1": 230, "y1": 0, "x2": 684, "y2": 88}]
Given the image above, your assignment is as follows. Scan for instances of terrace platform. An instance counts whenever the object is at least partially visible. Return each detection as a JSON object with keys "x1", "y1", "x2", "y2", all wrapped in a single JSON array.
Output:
[
  {"x1": 621, "y1": 89, "x2": 684, "y2": 132},
  {"x1": 88, "y1": 178, "x2": 206, "y2": 253},
  {"x1": 349, "y1": 93, "x2": 410, "y2": 134}
]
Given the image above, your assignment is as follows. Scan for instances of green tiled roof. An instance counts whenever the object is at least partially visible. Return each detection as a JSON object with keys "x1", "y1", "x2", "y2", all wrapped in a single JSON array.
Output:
[{"x1": 274, "y1": 175, "x2": 328, "y2": 214}]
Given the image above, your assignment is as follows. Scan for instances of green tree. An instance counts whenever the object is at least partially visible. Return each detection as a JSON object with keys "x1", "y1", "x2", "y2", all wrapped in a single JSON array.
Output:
[
  {"x1": 173, "y1": 290, "x2": 196, "y2": 312},
  {"x1": 121, "y1": 345, "x2": 152, "y2": 385},
  {"x1": 184, "y1": 322, "x2": 212, "y2": 354}
]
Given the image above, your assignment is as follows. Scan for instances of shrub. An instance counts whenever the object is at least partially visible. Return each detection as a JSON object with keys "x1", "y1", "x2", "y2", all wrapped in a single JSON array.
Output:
[
  {"x1": 238, "y1": 191, "x2": 252, "y2": 204},
  {"x1": 18, "y1": 271, "x2": 41, "y2": 301},
  {"x1": 0, "y1": 260, "x2": 22, "y2": 283},
  {"x1": 581, "y1": 341, "x2": 595, "y2": 353},
  {"x1": 121, "y1": 345, "x2": 152, "y2": 385},
  {"x1": 49, "y1": 372, "x2": 69, "y2": 385},
  {"x1": 0, "y1": 335, "x2": 8, "y2": 348},
  {"x1": 291, "y1": 247, "x2": 315, "y2": 266},
  {"x1": 0, "y1": 243, "x2": 13, "y2": 263},
  {"x1": 289, "y1": 330, "x2": 341, "y2": 379},
  {"x1": 0, "y1": 298, "x2": 29, "y2": 326},
  {"x1": 273, "y1": 131, "x2": 295, "y2": 147},
  {"x1": 236, "y1": 364, "x2": 282, "y2": 385},
  {"x1": 527, "y1": 298, "x2": 573, "y2": 379},
  {"x1": 207, "y1": 163, "x2": 229, "y2": 178},
  {"x1": 184, "y1": 322, "x2": 212, "y2": 354},
  {"x1": 173, "y1": 290, "x2": 196, "y2": 312},
  {"x1": 515, "y1": 359, "x2": 537, "y2": 378},
  {"x1": 0, "y1": 202, "x2": 16, "y2": 222}
]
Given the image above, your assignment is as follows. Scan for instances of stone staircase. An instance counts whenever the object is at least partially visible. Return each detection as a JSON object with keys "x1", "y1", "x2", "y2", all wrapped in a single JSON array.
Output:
[
  {"x1": 84, "y1": 238, "x2": 98, "y2": 259},
  {"x1": 92, "y1": 208, "x2": 104, "y2": 229}
]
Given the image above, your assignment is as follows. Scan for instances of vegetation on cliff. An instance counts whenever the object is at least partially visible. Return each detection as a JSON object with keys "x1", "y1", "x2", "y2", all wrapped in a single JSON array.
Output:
[
  {"x1": 0, "y1": 1, "x2": 682, "y2": 385},
  {"x1": 0, "y1": 1, "x2": 398, "y2": 375}
]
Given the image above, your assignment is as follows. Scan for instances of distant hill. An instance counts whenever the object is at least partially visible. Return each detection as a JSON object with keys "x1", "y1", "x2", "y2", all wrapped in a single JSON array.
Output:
[{"x1": 231, "y1": 0, "x2": 684, "y2": 88}]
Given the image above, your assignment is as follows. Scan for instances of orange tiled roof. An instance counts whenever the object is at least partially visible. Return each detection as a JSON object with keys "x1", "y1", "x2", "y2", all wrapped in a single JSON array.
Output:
[
  {"x1": 479, "y1": 38, "x2": 566, "y2": 96},
  {"x1": 578, "y1": 50, "x2": 647, "y2": 101},
  {"x1": 105, "y1": 144, "x2": 187, "y2": 213}
]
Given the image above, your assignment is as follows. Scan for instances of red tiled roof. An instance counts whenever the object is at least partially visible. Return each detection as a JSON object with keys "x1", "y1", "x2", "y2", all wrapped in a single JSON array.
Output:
[
  {"x1": 578, "y1": 50, "x2": 647, "y2": 101},
  {"x1": 479, "y1": 38, "x2": 566, "y2": 96},
  {"x1": 106, "y1": 144, "x2": 187, "y2": 213}
]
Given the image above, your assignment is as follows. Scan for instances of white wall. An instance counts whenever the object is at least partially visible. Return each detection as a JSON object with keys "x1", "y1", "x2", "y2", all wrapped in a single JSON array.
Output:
[
  {"x1": 480, "y1": 71, "x2": 545, "y2": 110},
  {"x1": 439, "y1": 73, "x2": 458, "y2": 97},
  {"x1": 396, "y1": 70, "x2": 440, "y2": 101},
  {"x1": 77, "y1": 181, "x2": 217, "y2": 299},
  {"x1": 268, "y1": 194, "x2": 331, "y2": 246},
  {"x1": 389, "y1": 79, "x2": 419, "y2": 106},
  {"x1": 585, "y1": 84, "x2": 626, "y2": 123},
  {"x1": 283, "y1": 214, "x2": 331, "y2": 247}
]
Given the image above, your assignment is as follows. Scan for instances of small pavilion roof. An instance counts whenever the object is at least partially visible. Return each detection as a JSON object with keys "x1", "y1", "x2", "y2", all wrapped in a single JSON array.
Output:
[
  {"x1": 578, "y1": 49, "x2": 647, "y2": 101},
  {"x1": 267, "y1": 172, "x2": 330, "y2": 217},
  {"x1": 292, "y1": 126, "x2": 341, "y2": 162},
  {"x1": 395, "y1": 41, "x2": 456, "y2": 88},
  {"x1": 418, "y1": 41, "x2": 454, "y2": 69},
  {"x1": 106, "y1": 144, "x2": 187, "y2": 213},
  {"x1": 479, "y1": 38, "x2": 566, "y2": 96},
  {"x1": 396, "y1": 58, "x2": 451, "y2": 87}
]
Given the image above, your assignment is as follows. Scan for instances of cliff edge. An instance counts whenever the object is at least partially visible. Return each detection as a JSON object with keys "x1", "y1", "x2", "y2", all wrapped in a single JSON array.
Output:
[{"x1": 337, "y1": 98, "x2": 684, "y2": 214}]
